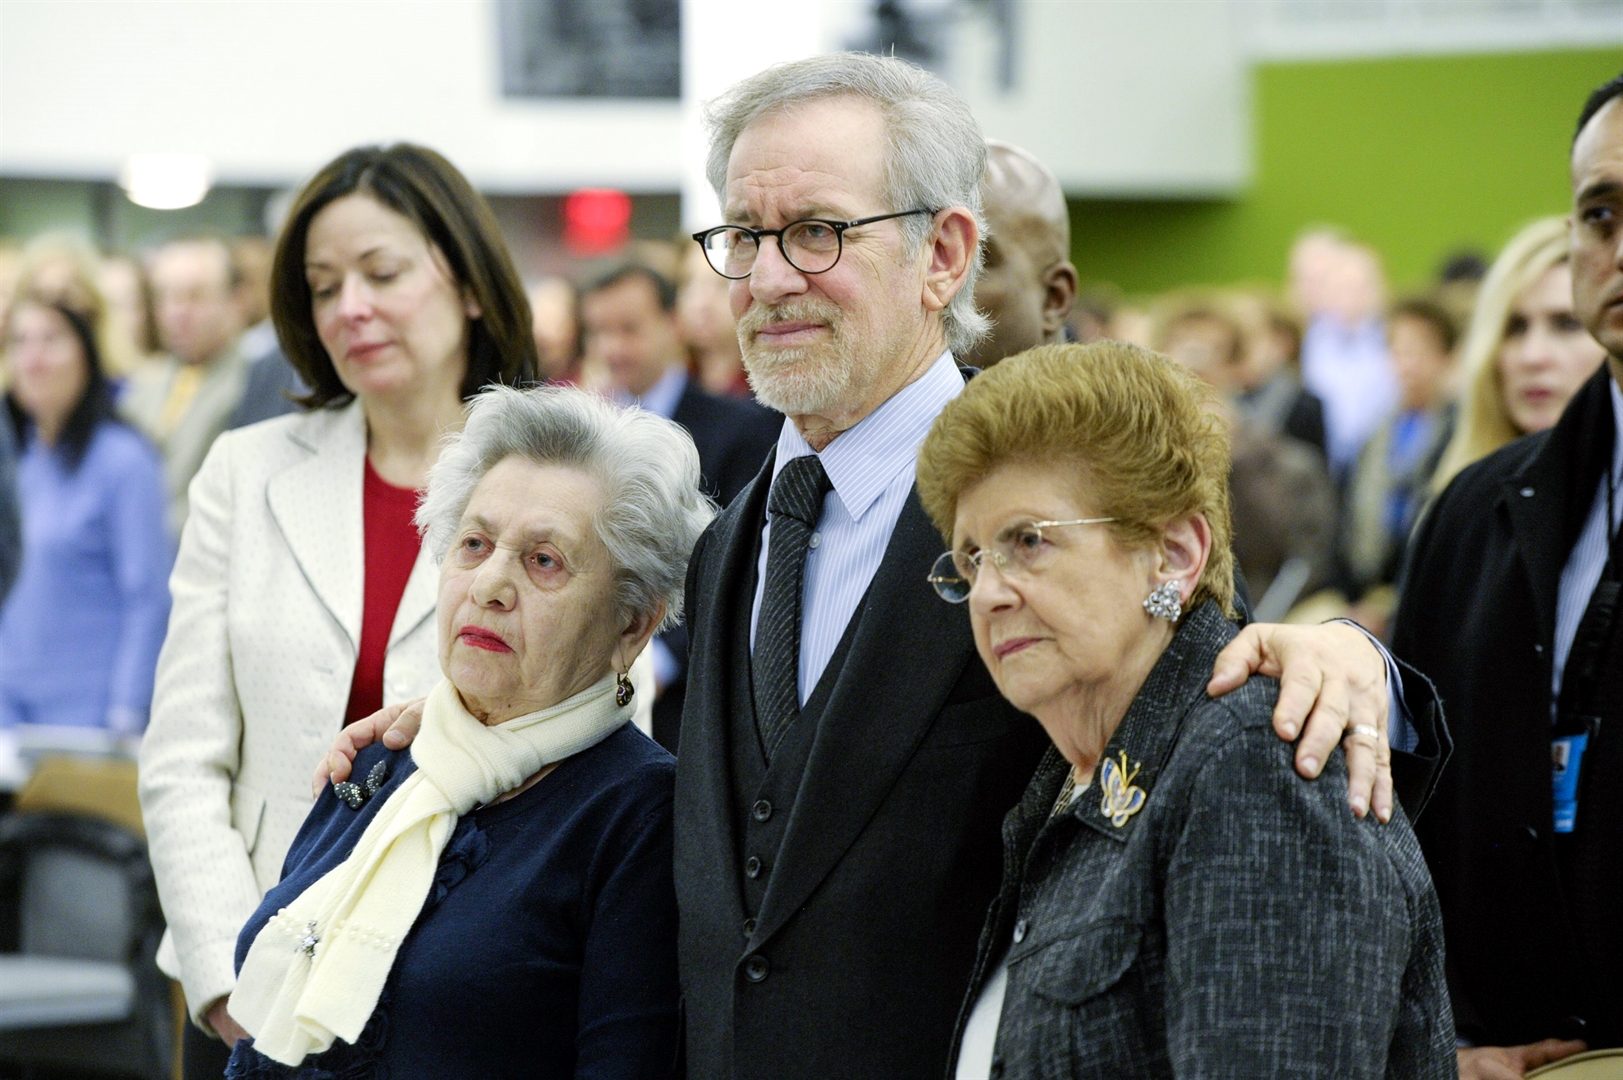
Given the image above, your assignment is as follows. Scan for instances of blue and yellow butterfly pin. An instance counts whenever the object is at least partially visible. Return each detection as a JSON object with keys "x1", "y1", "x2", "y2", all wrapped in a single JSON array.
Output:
[{"x1": 1098, "y1": 750, "x2": 1147, "y2": 827}]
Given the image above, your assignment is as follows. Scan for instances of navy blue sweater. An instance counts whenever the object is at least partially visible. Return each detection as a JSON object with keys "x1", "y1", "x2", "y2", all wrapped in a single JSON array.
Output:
[{"x1": 227, "y1": 723, "x2": 678, "y2": 1079}]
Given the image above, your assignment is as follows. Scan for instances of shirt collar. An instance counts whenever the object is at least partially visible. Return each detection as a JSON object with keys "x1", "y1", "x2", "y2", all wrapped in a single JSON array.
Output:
[
  {"x1": 626, "y1": 366, "x2": 688, "y2": 420},
  {"x1": 770, "y1": 350, "x2": 962, "y2": 522}
]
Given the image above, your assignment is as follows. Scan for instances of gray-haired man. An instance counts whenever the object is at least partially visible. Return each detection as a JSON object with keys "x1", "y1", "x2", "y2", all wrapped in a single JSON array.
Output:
[
  {"x1": 325, "y1": 53, "x2": 1441, "y2": 1079},
  {"x1": 673, "y1": 53, "x2": 1437, "y2": 1078}
]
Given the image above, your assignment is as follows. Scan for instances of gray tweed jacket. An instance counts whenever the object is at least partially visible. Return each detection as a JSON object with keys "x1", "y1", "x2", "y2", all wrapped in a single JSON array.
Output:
[{"x1": 952, "y1": 602, "x2": 1455, "y2": 1079}]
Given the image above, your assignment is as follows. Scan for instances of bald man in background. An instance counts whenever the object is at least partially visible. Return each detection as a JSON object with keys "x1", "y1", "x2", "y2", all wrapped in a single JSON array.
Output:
[{"x1": 962, "y1": 139, "x2": 1080, "y2": 367}]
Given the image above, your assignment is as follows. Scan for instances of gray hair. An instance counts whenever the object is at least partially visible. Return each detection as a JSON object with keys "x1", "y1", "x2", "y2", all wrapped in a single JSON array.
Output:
[
  {"x1": 417, "y1": 385, "x2": 715, "y2": 632},
  {"x1": 703, "y1": 52, "x2": 990, "y2": 354}
]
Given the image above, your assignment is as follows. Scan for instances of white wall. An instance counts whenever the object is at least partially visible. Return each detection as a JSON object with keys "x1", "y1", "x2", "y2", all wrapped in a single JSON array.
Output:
[
  {"x1": 0, "y1": 0, "x2": 1249, "y2": 203},
  {"x1": 0, "y1": 0, "x2": 684, "y2": 192},
  {"x1": 938, "y1": 0, "x2": 1249, "y2": 196},
  {"x1": 1242, "y1": 0, "x2": 1623, "y2": 61}
]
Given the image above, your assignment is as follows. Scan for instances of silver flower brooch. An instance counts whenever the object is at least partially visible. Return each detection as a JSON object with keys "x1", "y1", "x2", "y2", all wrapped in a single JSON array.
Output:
[{"x1": 334, "y1": 761, "x2": 388, "y2": 810}]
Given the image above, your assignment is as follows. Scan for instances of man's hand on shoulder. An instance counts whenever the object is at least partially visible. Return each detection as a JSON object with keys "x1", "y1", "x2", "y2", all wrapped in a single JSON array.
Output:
[
  {"x1": 311, "y1": 699, "x2": 425, "y2": 798},
  {"x1": 1207, "y1": 621, "x2": 1393, "y2": 822}
]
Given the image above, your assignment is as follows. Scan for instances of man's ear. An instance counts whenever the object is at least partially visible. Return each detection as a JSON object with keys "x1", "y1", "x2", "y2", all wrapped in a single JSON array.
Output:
[
  {"x1": 922, "y1": 207, "x2": 980, "y2": 315},
  {"x1": 1040, "y1": 261, "x2": 1079, "y2": 339}
]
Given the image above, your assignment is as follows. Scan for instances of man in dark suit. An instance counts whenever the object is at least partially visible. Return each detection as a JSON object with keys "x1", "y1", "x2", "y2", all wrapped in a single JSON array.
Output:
[
  {"x1": 582, "y1": 263, "x2": 778, "y2": 507},
  {"x1": 675, "y1": 52, "x2": 1437, "y2": 1080},
  {"x1": 1395, "y1": 72, "x2": 1623, "y2": 1077},
  {"x1": 581, "y1": 262, "x2": 779, "y2": 749},
  {"x1": 323, "y1": 57, "x2": 1437, "y2": 1080}
]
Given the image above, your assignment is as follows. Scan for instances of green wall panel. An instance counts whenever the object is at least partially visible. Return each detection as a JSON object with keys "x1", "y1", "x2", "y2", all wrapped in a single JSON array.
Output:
[{"x1": 1071, "y1": 47, "x2": 1623, "y2": 297}]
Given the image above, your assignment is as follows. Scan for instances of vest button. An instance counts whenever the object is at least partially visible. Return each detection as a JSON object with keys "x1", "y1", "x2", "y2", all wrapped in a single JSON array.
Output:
[
  {"x1": 744, "y1": 954, "x2": 770, "y2": 982},
  {"x1": 1013, "y1": 919, "x2": 1029, "y2": 944},
  {"x1": 745, "y1": 856, "x2": 762, "y2": 878},
  {"x1": 752, "y1": 799, "x2": 773, "y2": 822},
  {"x1": 743, "y1": 918, "x2": 757, "y2": 938}
]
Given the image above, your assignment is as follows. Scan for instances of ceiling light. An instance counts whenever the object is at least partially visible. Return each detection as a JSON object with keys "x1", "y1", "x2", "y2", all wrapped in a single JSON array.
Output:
[{"x1": 120, "y1": 154, "x2": 212, "y2": 210}]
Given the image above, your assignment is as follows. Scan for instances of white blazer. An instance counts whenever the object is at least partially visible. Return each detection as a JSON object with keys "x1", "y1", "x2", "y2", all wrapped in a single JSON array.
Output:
[{"x1": 138, "y1": 401, "x2": 654, "y2": 1022}]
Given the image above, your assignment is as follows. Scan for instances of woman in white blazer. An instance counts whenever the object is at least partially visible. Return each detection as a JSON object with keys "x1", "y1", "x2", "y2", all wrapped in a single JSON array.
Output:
[{"x1": 139, "y1": 144, "x2": 653, "y2": 1077}]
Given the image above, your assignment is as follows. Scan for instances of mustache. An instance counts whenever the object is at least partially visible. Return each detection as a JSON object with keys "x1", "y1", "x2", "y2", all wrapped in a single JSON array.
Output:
[{"x1": 736, "y1": 298, "x2": 843, "y2": 340}]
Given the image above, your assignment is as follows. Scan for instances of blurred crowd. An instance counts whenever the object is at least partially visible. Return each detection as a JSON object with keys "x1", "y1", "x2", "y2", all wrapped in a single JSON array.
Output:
[
  {"x1": 1072, "y1": 218, "x2": 1604, "y2": 637},
  {"x1": 0, "y1": 188, "x2": 1604, "y2": 784},
  {"x1": 0, "y1": 225, "x2": 783, "y2": 785},
  {"x1": 0, "y1": 43, "x2": 1619, "y2": 1080}
]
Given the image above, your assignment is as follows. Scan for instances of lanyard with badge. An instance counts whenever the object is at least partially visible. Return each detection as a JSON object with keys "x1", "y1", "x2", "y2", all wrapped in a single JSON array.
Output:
[{"x1": 1553, "y1": 458, "x2": 1623, "y2": 834}]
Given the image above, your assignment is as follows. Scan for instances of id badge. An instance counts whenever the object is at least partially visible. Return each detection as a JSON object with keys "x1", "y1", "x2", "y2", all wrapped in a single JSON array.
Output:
[{"x1": 1552, "y1": 732, "x2": 1590, "y2": 834}]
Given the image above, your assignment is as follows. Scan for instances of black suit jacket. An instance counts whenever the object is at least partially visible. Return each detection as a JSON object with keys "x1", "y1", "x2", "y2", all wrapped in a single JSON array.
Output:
[
  {"x1": 674, "y1": 449, "x2": 1049, "y2": 1080},
  {"x1": 673, "y1": 444, "x2": 1448, "y2": 1079},
  {"x1": 652, "y1": 380, "x2": 780, "y2": 750},
  {"x1": 1393, "y1": 365, "x2": 1616, "y2": 1046}
]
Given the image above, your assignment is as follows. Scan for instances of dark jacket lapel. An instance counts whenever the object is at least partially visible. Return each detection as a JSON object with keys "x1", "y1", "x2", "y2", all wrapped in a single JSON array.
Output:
[
  {"x1": 1502, "y1": 366, "x2": 1616, "y2": 648},
  {"x1": 752, "y1": 489, "x2": 977, "y2": 942},
  {"x1": 673, "y1": 451, "x2": 775, "y2": 934},
  {"x1": 1069, "y1": 602, "x2": 1234, "y2": 845}
]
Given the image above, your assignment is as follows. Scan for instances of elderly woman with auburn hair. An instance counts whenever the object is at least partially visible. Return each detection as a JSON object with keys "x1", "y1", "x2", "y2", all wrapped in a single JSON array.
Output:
[
  {"x1": 222, "y1": 385, "x2": 710, "y2": 1078},
  {"x1": 920, "y1": 343, "x2": 1455, "y2": 1079}
]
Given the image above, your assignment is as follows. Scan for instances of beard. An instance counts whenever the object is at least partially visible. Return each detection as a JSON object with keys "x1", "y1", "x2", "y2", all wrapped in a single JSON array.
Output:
[{"x1": 736, "y1": 298, "x2": 883, "y2": 418}]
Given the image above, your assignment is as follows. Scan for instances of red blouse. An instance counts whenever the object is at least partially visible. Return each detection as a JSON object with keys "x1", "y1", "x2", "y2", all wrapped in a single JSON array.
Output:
[{"x1": 344, "y1": 458, "x2": 423, "y2": 724}]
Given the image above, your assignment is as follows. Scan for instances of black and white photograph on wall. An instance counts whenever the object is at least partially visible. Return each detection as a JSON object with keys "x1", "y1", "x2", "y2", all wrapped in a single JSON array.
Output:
[{"x1": 499, "y1": 0, "x2": 679, "y2": 98}]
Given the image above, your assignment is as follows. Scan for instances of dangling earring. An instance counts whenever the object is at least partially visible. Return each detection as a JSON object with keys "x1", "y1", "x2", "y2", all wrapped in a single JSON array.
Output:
[
  {"x1": 615, "y1": 670, "x2": 635, "y2": 707},
  {"x1": 1143, "y1": 581, "x2": 1182, "y2": 622}
]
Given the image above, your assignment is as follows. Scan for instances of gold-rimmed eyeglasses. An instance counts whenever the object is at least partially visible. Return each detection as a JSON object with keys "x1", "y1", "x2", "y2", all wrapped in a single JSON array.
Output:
[
  {"x1": 691, "y1": 208, "x2": 937, "y2": 280},
  {"x1": 927, "y1": 517, "x2": 1118, "y2": 604}
]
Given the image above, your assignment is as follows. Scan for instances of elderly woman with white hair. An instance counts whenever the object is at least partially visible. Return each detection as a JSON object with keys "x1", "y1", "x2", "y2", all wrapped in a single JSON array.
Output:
[{"x1": 221, "y1": 385, "x2": 711, "y2": 1078}]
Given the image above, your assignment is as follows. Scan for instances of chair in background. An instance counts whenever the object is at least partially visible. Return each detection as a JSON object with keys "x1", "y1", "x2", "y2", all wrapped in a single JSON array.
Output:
[{"x1": 0, "y1": 757, "x2": 173, "y2": 1079}]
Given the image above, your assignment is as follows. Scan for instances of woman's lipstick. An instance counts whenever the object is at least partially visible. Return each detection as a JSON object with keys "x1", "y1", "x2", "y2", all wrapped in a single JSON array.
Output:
[{"x1": 458, "y1": 626, "x2": 512, "y2": 653}]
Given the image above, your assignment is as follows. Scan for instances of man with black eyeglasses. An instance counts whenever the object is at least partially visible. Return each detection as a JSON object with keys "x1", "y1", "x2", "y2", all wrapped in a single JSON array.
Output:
[
  {"x1": 326, "y1": 51, "x2": 1445, "y2": 1080},
  {"x1": 673, "y1": 52, "x2": 1440, "y2": 1080}
]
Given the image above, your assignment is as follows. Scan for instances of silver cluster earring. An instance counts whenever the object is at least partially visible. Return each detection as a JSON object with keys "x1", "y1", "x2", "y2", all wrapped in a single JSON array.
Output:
[{"x1": 1143, "y1": 581, "x2": 1182, "y2": 622}]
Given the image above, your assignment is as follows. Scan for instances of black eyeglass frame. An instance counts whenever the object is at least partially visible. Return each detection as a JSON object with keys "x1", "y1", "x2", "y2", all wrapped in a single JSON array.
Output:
[{"x1": 690, "y1": 207, "x2": 939, "y2": 280}]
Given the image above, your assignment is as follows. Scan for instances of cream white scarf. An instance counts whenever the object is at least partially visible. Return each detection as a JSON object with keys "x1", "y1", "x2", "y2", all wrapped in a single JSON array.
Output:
[{"x1": 229, "y1": 674, "x2": 629, "y2": 1065}]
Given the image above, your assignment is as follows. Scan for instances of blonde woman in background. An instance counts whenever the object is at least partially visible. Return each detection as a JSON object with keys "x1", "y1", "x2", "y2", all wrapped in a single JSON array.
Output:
[
  {"x1": 15, "y1": 236, "x2": 147, "y2": 379},
  {"x1": 1433, "y1": 216, "x2": 1607, "y2": 491}
]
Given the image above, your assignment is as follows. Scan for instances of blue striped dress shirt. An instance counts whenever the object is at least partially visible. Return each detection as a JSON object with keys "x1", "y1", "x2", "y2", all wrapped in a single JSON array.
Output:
[
  {"x1": 745, "y1": 348, "x2": 1413, "y2": 745},
  {"x1": 1551, "y1": 376, "x2": 1623, "y2": 709},
  {"x1": 750, "y1": 350, "x2": 962, "y2": 705}
]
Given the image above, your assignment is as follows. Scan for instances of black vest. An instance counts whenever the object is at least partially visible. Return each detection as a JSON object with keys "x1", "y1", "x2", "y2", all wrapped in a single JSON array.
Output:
[{"x1": 725, "y1": 530, "x2": 867, "y2": 939}]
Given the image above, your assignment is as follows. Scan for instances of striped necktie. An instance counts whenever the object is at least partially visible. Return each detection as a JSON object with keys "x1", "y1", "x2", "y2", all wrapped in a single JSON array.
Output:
[{"x1": 752, "y1": 453, "x2": 832, "y2": 759}]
